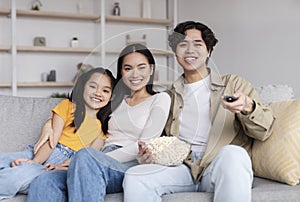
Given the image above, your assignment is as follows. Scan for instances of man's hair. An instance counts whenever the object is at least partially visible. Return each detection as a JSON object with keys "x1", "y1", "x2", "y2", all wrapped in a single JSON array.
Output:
[{"x1": 168, "y1": 21, "x2": 218, "y2": 54}]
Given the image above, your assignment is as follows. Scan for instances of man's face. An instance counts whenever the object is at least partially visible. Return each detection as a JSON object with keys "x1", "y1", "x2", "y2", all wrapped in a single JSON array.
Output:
[{"x1": 176, "y1": 29, "x2": 210, "y2": 73}]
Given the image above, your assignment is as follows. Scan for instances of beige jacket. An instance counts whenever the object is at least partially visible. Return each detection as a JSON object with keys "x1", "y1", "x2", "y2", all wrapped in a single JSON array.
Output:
[{"x1": 164, "y1": 69, "x2": 275, "y2": 183}]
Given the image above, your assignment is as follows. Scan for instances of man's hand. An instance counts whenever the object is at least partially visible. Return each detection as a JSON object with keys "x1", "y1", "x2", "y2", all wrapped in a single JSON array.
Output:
[
  {"x1": 221, "y1": 92, "x2": 254, "y2": 115},
  {"x1": 11, "y1": 158, "x2": 36, "y2": 167},
  {"x1": 136, "y1": 141, "x2": 154, "y2": 164}
]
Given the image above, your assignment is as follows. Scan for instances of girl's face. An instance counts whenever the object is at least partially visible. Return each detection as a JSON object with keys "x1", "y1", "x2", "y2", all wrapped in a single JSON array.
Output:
[
  {"x1": 83, "y1": 73, "x2": 112, "y2": 112},
  {"x1": 121, "y1": 52, "x2": 153, "y2": 92}
]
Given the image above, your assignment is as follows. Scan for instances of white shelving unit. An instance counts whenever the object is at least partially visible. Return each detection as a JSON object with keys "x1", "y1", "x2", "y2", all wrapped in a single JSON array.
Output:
[{"x1": 0, "y1": 0, "x2": 176, "y2": 97}]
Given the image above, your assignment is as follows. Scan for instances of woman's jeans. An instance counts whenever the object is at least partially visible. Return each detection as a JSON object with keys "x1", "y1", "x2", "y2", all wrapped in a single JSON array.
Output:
[
  {"x1": 123, "y1": 145, "x2": 253, "y2": 202},
  {"x1": 27, "y1": 146, "x2": 138, "y2": 202},
  {"x1": 0, "y1": 143, "x2": 74, "y2": 200}
]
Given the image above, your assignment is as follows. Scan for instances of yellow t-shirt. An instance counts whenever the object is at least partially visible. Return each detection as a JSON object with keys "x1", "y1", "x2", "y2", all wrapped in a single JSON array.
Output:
[{"x1": 52, "y1": 99, "x2": 105, "y2": 152}]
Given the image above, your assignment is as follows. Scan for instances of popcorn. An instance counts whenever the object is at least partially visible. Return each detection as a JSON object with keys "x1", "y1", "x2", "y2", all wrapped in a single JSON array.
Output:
[{"x1": 145, "y1": 136, "x2": 191, "y2": 166}]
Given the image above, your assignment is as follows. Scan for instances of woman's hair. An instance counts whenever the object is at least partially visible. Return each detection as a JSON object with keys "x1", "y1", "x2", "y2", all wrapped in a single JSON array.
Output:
[
  {"x1": 168, "y1": 21, "x2": 218, "y2": 54},
  {"x1": 111, "y1": 43, "x2": 157, "y2": 111},
  {"x1": 70, "y1": 67, "x2": 116, "y2": 134}
]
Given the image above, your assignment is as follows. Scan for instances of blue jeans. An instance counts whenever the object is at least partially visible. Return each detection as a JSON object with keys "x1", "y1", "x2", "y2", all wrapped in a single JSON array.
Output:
[
  {"x1": 27, "y1": 146, "x2": 138, "y2": 202},
  {"x1": 123, "y1": 145, "x2": 253, "y2": 202},
  {"x1": 0, "y1": 144, "x2": 74, "y2": 200}
]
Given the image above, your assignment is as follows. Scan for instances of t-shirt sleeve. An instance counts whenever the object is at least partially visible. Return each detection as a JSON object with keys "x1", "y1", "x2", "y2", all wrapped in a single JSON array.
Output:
[{"x1": 51, "y1": 99, "x2": 73, "y2": 122}]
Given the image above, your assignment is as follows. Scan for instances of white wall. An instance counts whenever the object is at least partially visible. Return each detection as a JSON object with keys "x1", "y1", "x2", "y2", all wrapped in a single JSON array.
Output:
[{"x1": 177, "y1": 0, "x2": 300, "y2": 98}]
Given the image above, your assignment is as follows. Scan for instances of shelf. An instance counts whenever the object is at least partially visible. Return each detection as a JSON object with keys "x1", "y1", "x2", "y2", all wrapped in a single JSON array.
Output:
[
  {"x1": 1, "y1": 8, "x2": 172, "y2": 25},
  {"x1": 0, "y1": 82, "x2": 74, "y2": 88},
  {"x1": 105, "y1": 15, "x2": 172, "y2": 25},
  {"x1": 0, "y1": 8, "x2": 10, "y2": 16},
  {"x1": 106, "y1": 49, "x2": 173, "y2": 56},
  {"x1": 14, "y1": 46, "x2": 172, "y2": 55},
  {"x1": 0, "y1": 81, "x2": 171, "y2": 88},
  {"x1": 0, "y1": 45, "x2": 10, "y2": 52},
  {"x1": 16, "y1": 9, "x2": 99, "y2": 21},
  {"x1": 17, "y1": 46, "x2": 97, "y2": 54}
]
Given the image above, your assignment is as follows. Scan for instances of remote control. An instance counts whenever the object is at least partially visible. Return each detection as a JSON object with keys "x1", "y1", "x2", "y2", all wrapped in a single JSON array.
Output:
[{"x1": 223, "y1": 95, "x2": 238, "y2": 102}]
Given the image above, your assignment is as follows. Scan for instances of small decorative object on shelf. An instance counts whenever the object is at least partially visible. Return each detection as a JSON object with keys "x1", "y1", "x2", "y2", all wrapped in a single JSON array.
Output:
[
  {"x1": 142, "y1": 0, "x2": 151, "y2": 18},
  {"x1": 112, "y1": 2, "x2": 121, "y2": 16},
  {"x1": 33, "y1": 36, "x2": 46, "y2": 46},
  {"x1": 47, "y1": 70, "x2": 56, "y2": 82},
  {"x1": 76, "y1": 2, "x2": 82, "y2": 14},
  {"x1": 126, "y1": 34, "x2": 147, "y2": 46},
  {"x1": 31, "y1": 0, "x2": 42, "y2": 11},
  {"x1": 70, "y1": 37, "x2": 79, "y2": 48},
  {"x1": 41, "y1": 72, "x2": 48, "y2": 82},
  {"x1": 72, "y1": 62, "x2": 94, "y2": 83}
]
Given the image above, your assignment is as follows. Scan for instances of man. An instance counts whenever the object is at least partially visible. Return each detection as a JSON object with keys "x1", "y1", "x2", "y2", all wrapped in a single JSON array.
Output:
[{"x1": 123, "y1": 21, "x2": 275, "y2": 202}]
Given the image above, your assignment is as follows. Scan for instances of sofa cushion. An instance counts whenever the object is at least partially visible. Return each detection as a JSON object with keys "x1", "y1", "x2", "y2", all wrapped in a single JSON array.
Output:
[
  {"x1": 255, "y1": 84, "x2": 294, "y2": 104},
  {"x1": 0, "y1": 95, "x2": 62, "y2": 152},
  {"x1": 252, "y1": 99, "x2": 300, "y2": 186}
]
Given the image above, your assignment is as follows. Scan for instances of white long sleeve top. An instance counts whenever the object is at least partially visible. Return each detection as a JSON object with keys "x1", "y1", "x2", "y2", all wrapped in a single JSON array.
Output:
[{"x1": 104, "y1": 92, "x2": 171, "y2": 162}]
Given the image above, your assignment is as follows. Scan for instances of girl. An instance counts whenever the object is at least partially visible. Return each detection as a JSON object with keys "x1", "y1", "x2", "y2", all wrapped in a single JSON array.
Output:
[
  {"x1": 27, "y1": 43, "x2": 171, "y2": 202},
  {"x1": 0, "y1": 67, "x2": 115, "y2": 200}
]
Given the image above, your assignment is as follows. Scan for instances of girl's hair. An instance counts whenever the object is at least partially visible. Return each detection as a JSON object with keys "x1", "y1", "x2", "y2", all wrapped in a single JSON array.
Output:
[
  {"x1": 111, "y1": 43, "x2": 157, "y2": 111},
  {"x1": 168, "y1": 21, "x2": 218, "y2": 54},
  {"x1": 70, "y1": 67, "x2": 115, "y2": 134}
]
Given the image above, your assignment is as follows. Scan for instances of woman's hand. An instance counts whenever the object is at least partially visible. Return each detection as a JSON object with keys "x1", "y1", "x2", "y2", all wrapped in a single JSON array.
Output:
[
  {"x1": 44, "y1": 159, "x2": 71, "y2": 171},
  {"x1": 34, "y1": 119, "x2": 55, "y2": 154},
  {"x1": 136, "y1": 141, "x2": 154, "y2": 164},
  {"x1": 221, "y1": 92, "x2": 254, "y2": 115},
  {"x1": 11, "y1": 158, "x2": 36, "y2": 167}
]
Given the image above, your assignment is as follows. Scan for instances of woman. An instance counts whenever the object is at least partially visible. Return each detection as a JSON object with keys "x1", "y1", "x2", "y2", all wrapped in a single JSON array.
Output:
[{"x1": 27, "y1": 43, "x2": 171, "y2": 202}]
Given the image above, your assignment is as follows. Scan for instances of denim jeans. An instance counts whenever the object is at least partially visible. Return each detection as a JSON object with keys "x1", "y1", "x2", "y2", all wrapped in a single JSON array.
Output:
[
  {"x1": 0, "y1": 143, "x2": 73, "y2": 200},
  {"x1": 123, "y1": 145, "x2": 253, "y2": 202},
  {"x1": 27, "y1": 146, "x2": 138, "y2": 202}
]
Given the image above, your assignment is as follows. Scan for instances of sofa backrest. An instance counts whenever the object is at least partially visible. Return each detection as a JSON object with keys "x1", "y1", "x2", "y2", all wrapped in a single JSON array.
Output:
[{"x1": 0, "y1": 95, "x2": 62, "y2": 152}]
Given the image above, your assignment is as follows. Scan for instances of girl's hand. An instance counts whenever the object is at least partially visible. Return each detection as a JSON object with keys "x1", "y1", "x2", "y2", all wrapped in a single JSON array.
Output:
[
  {"x1": 34, "y1": 119, "x2": 55, "y2": 154},
  {"x1": 44, "y1": 159, "x2": 70, "y2": 171},
  {"x1": 11, "y1": 158, "x2": 35, "y2": 167},
  {"x1": 136, "y1": 141, "x2": 154, "y2": 164}
]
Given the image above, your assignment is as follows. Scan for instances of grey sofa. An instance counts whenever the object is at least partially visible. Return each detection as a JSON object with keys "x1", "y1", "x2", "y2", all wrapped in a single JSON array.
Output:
[{"x1": 1, "y1": 94, "x2": 300, "y2": 202}]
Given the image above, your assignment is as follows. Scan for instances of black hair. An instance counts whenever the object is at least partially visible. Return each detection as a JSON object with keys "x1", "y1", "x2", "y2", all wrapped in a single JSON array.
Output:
[
  {"x1": 69, "y1": 67, "x2": 115, "y2": 134},
  {"x1": 112, "y1": 43, "x2": 157, "y2": 111},
  {"x1": 168, "y1": 21, "x2": 218, "y2": 54}
]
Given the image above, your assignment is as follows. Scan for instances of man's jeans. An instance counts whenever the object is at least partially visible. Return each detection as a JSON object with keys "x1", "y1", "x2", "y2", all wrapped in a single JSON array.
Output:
[{"x1": 123, "y1": 145, "x2": 253, "y2": 202}]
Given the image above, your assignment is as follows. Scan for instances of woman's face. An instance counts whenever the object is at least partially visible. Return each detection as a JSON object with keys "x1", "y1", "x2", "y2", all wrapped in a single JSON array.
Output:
[
  {"x1": 83, "y1": 73, "x2": 112, "y2": 112},
  {"x1": 121, "y1": 52, "x2": 153, "y2": 92}
]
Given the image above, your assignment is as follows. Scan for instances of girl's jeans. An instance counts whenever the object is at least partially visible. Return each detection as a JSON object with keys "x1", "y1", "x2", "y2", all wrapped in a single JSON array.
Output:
[
  {"x1": 0, "y1": 143, "x2": 74, "y2": 200},
  {"x1": 27, "y1": 145, "x2": 138, "y2": 202}
]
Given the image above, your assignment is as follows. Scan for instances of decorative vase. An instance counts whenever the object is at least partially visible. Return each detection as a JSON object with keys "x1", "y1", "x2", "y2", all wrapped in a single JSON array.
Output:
[{"x1": 113, "y1": 2, "x2": 121, "y2": 16}]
